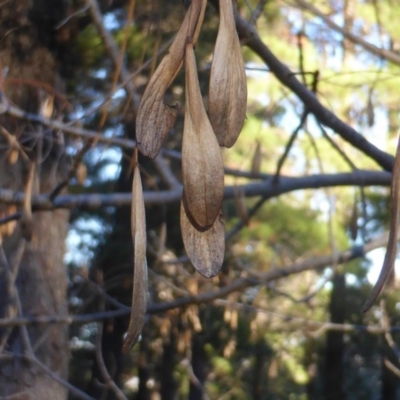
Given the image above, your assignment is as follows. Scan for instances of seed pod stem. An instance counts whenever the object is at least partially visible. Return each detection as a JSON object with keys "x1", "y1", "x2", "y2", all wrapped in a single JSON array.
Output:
[
  {"x1": 136, "y1": 0, "x2": 207, "y2": 158},
  {"x1": 209, "y1": 0, "x2": 247, "y2": 147}
]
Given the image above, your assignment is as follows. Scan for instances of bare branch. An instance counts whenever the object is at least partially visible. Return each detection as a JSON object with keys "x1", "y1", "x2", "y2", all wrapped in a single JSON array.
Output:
[{"x1": 0, "y1": 170, "x2": 390, "y2": 213}]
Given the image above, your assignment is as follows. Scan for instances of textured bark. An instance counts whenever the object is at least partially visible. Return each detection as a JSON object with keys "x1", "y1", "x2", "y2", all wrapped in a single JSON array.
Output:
[{"x1": 0, "y1": 1, "x2": 70, "y2": 398}]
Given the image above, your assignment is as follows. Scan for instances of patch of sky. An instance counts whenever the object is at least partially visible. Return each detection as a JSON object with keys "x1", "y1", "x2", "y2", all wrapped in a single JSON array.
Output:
[
  {"x1": 103, "y1": 12, "x2": 119, "y2": 30},
  {"x1": 112, "y1": 87, "x2": 126, "y2": 100},
  {"x1": 245, "y1": 61, "x2": 270, "y2": 79},
  {"x1": 64, "y1": 218, "x2": 106, "y2": 266},
  {"x1": 367, "y1": 247, "x2": 400, "y2": 286},
  {"x1": 91, "y1": 68, "x2": 107, "y2": 79},
  {"x1": 98, "y1": 148, "x2": 122, "y2": 181}
]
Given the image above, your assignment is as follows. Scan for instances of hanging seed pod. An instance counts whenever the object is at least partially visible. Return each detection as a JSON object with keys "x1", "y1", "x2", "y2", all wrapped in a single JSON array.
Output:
[
  {"x1": 180, "y1": 199, "x2": 225, "y2": 278},
  {"x1": 182, "y1": 42, "x2": 224, "y2": 229},
  {"x1": 362, "y1": 135, "x2": 400, "y2": 312},
  {"x1": 123, "y1": 158, "x2": 148, "y2": 351},
  {"x1": 136, "y1": 0, "x2": 207, "y2": 159},
  {"x1": 209, "y1": 0, "x2": 247, "y2": 147}
]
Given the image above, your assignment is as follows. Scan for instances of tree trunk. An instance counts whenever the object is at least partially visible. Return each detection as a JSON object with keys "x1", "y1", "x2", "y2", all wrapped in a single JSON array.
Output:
[
  {"x1": 380, "y1": 272, "x2": 399, "y2": 399},
  {"x1": 324, "y1": 272, "x2": 346, "y2": 400},
  {"x1": 0, "y1": 1, "x2": 70, "y2": 398},
  {"x1": 189, "y1": 335, "x2": 207, "y2": 400}
]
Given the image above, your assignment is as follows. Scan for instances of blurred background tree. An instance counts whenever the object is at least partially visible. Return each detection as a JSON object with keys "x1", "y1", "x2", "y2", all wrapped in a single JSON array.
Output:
[{"x1": 0, "y1": 0, "x2": 400, "y2": 399}]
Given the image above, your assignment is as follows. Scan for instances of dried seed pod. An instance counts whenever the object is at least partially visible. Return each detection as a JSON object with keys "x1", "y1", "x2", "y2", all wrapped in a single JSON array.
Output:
[
  {"x1": 180, "y1": 200, "x2": 225, "y2": 278},
  {"x1": 182, "y1": 43, "x2": 224, "y2": 229},
  {"x1": 123, "y1": 161, "x2": 148, "y2": 351},
  {"x1": 363, "y1": 135, "x2": 400, "y2": 312},
  {"x1": 136, "y1": 0, "x2": 207, "y2": 159},
  {"x1": 209, "y1": 0, "x2": 247, "y2": 147}
]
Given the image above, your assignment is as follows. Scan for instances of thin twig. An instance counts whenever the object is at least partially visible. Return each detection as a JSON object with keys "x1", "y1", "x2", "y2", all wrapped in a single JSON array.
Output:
[
  {"x1": 95, "y1": 323, "x2": 129, "y2": 400},
  {"x1": 0, "y1": 229, "x2": 396, "y2": 328}
]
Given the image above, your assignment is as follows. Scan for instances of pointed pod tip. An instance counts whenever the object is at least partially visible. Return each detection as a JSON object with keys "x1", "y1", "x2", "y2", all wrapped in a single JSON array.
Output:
[
  {"x1": 362, "y1": 290, "x2": 381, "y2": 313},
  {"x1": 361, "y1": 278, "x2": 387, "y2": 313},
  {"x1": 196, "y1": 265, "x2": 222, "y2": 279},
  {"x1": 122, "y1": 334, "x2": 140, "y2": 353}
]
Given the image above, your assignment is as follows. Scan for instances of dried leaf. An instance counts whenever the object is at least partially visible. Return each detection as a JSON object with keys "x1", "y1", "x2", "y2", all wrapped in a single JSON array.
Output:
[
  {"x1": 182, "y1": 43, "x2": 224, "y2": 229},
  {"x1": 7, "y1": 149, "x2": 18, "y2": 165},
  {"x1": 76, "y1": 163, "x2": 87, "y2": 185},
  {"x1": 136, "y1": 0, "x2": 207, "y2": 158},
  {"x1": 0, "y1": 126, "x2": 22, "y2": 165},
  {"x1": 362, "y1": 135, "x2": 400, "y2": 312},
  {"x1": 0, "y1": 205, "x2": 17, "y2": 238},
  {"x1": 39, "y1": 94, "x2": 54, "y2": 119},
  {"x1": 180, "y1": 200, "x2": 225, "y2": 278},
  {"x1": 123, "y1": 162, "x2": 148, "y2": 351},
  {"x1": 209, "y1": 0, "x2": 247, "y2": 147},
  {"x1": 20, "y1": 162, "x2": 35, "y2": 242}
]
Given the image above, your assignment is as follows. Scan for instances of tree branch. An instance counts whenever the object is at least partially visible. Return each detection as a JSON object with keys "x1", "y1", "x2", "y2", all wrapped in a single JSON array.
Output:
[
  {"x1": 0, "y1": 170, "x2": 390, "y2": 214},
  {"x1": 294, "y1": 0, "x2": 400, "y2": 67},
  {"x1": 231, "y1": 7, "x2": 394, "y2": 172}
]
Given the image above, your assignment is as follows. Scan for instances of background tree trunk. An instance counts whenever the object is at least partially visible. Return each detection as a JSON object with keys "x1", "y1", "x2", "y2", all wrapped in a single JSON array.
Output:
[
  {"x1": 324, "y1": 272, "x2": 346, "y2": 400},
  {"x1": 0, "y1": 1, "x2": 70, "y2": 398}
]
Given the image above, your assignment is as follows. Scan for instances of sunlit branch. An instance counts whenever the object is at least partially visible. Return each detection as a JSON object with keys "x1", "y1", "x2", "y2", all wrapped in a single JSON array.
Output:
[
  {"x1": 85, "y1": 0, "x2": 140, "y2": 109},
  {"x1": 213, "y1": 299, "x2": 389, "y2": 336},
  {"x1": 229, "y1": 5, "x2": 395, "y2": 172},
  {"x1": 294, "y1": 0, "x2": 400, "y2": 67}
]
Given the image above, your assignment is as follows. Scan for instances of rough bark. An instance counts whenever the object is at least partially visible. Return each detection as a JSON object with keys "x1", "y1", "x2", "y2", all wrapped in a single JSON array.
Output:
[{"x1": 0, "y1": 1, "x2": 70, "y2": 398}]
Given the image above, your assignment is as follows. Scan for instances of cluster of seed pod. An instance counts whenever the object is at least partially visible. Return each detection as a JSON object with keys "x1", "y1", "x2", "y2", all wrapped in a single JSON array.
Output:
[{"x1": 124, "y1": 0, "x2": 247, "y2": 349}]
